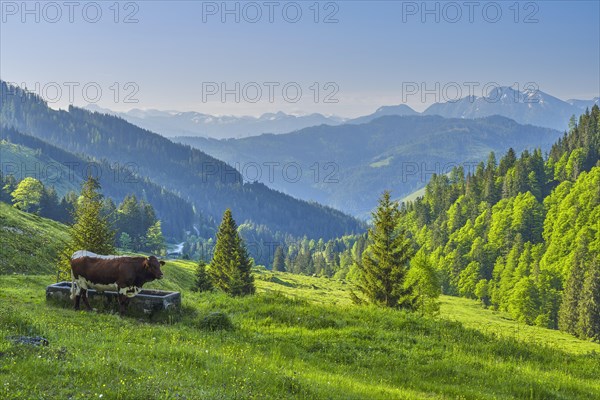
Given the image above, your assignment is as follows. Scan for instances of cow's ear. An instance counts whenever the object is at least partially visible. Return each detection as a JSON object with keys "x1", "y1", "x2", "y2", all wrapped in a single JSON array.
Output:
[
  {"x1": 159, "y1": 261, "x2": 165, "y2": 266},
  {"x1": 143, "y1": 259, "x2": 150, "y2": 268}
]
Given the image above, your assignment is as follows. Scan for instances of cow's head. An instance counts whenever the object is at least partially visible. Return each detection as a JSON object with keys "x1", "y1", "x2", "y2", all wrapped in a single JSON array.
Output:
[{"x1": 145, "y1": 256, "x2": 165, "y2": 280}]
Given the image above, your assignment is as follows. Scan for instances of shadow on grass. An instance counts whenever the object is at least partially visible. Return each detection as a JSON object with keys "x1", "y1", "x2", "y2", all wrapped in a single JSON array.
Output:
[
  {"x1": 45, "y1": 295, "x2": 189, "y2": 325},
  {"x1": 267, "y1": 276, "x2": 296, "y2": 288}
]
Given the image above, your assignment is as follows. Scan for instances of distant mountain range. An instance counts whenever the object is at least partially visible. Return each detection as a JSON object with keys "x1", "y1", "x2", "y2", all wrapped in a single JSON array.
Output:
[
  {"x1": 84, "y1": 104, "x2": 345, "y2": 139},
  {"x1": 176, "y1": 115, "x2": 562, "y2": 217},
  {"x1": 87, "y1": 87, "x2": 597, "y2": 139}
]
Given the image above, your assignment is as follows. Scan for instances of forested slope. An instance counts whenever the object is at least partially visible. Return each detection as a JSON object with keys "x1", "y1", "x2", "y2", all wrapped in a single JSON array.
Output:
[
  {"x1": 401, "y1": 106, "x2": 600, "y2": 339},
  {"x1": 0, "y1": 81, "x2": 362, "y2": 240},
  {"x1": 1, "y1": 127, "x2": 197, "y2": 238}
]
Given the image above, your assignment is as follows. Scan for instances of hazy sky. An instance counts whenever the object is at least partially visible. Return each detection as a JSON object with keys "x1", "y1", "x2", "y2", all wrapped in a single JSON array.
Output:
[{"x1": 1, "y1": 0, "x2": 599, "y2": 117}]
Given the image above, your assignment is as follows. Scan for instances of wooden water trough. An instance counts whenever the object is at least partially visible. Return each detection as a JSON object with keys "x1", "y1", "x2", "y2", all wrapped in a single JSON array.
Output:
[{"x1": 46, "y1": 282, "x2": 181, "y2": 313}]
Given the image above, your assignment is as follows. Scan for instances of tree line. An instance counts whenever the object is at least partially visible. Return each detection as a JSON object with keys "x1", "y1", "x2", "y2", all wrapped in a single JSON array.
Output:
[{"x1": 179, "y1": 223, "x2": 368, "y2": 280}]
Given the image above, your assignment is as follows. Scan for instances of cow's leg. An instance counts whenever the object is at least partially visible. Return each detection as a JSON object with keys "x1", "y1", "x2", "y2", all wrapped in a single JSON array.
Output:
[
  {"x1": 118, "y1": 294, "x2": 130, "y2": 316},
  {"x1": 81, "y1": 289, "x2": 93, "y2": 311},
  {"x1": 103, "y1": 293, "x2": 112, "y2": 308},
  {"x1": 72, "y1": 279, "x2": 81, "y2": 310},
  {"x1": 74, "y1": 293, "x2": 81, "y2": 310}
]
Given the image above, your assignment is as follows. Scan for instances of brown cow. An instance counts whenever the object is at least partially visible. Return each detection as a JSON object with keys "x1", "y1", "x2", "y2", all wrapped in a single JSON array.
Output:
[{"x1": 70, "y1": 250, "x2": 164, "y2": 315}]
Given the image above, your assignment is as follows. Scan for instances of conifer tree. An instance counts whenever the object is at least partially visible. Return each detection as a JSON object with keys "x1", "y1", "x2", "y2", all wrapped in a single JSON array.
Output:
[
  {"x1": 475, "y1": 279, "x2": 490, "y2": 307},
  {"x1": 209, "y1": 209, "x2": 255, "y2": 296},
  {"x1": 231, "y1": 231, "x2": 255, "y2": 295},
  {"x1": 458, "y1": 261, "x2": 481, "y2": 299},
  {"x1": 58, "y1": 177, "x2": 115, "y2": 278},
  {"x1": 576, "y1": 259, "x2": 600, "y2": 341},
  {"x1": 359, "y1": 191, "x2": 413, "y2": 308},
  {"x1": 119, "y1": 232, "x2": 133, "y2": 251},
  {"x1": 508, "y1": 277, "x2": 540, "y2": 324},
  {"x1": 558, "y1": 231, "x2": 590, "y2": 334},
  {"x1": 272, "y1": 246, "x2": 286, "y2": 272},
  {"x1": 193, "y1": 260, "x2": 213, "y2": 292},
  {"x1": 70, "y1": 177, "x2": 115, "y2": 254},
  {"x1": 40, "y1": 186, "x2": 63, "y2": 221}
]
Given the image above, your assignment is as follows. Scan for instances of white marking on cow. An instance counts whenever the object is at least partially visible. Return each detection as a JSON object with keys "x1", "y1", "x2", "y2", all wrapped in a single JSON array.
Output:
[
  {"x1": 71, "y1": 275, "x2": 142, "y2": 301},
  {"x1": 70, "y1": 270, "x2": 78, "y2": 300},
  {"x1": 119, "y1": 286, "x2": 142, "y2": 298},
  {"x1": 74, "y1": 276, "x2": 118, "y2": 294},
  {"x1": 71, "y1": 250, "x2": 124, "y2": 260}
]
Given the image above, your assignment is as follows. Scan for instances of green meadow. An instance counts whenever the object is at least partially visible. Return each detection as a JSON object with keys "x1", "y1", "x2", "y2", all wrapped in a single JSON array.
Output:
[{"x1": 1, "y1": 204, "x2": 600, "y2": 399}]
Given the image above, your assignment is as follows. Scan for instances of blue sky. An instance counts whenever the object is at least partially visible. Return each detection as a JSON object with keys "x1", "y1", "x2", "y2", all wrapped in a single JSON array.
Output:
[{"x1": 1, "y1": 0, "x2": 598, "y2": 117}]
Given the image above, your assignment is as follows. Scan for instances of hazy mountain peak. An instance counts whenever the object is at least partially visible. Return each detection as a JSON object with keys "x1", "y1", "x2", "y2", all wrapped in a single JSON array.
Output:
[
  {"x1": 423, "y1": 87, "x2": 596, "y2": 130},
  {"x1": 83, "y1": 103, "x2": 117, "y2": 115},
  {"x1": 374, "y1": 104, "x2": 418, "y2": 114},
  {"x1": 348, "y1": 104, "x2": 418, "y2": 125}
]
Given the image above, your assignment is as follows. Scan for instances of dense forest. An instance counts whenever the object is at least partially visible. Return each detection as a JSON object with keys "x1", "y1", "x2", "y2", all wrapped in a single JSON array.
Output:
[
  {"x1": 399, "y1": 107, "x2": 600, "y2": 339},
  {"x1": 179, "y1": 218, "x2": 367, "y2": 279},
  {"x1": 0, "y1": 81, "x2": 363, "y2": 240},
  {"x1": 1, "y1": 127, "x2": 197, "y2": 238}
]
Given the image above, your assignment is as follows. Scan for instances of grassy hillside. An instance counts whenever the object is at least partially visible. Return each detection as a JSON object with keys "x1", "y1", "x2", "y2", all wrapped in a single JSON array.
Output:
[
  {"x1": 0, "y1": 203, "x2": 69, "y2": 274},
  {"x1": 2, "y1": 209, "x2": 600, "y2": 398}
]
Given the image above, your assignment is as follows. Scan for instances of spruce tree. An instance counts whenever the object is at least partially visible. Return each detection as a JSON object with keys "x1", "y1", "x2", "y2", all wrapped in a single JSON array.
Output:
[
  {"x1": 70, "y1": 177, "x2": 115, "y2": 254},
  {"x1": 119, "y1": 232, "x2": 133, "y2": 251},
  {"x1": 209, "y1": 209, "x2": 237, "y2": 292},
  {"x1": 58, "y1": 177, "x2": 115, "y2": 278},
  {"x1": 272, "y1": 246, "x2": 286, "y2": 272},
  {"x1": 231, "y1": 232, "x2": 255, "y2": 295},
  {"x1": 508, "y1": 277, "x2": 540, "y2": 324},
  {"x1": 359, "y1": 191, "x2": 413, "y2": 308},
  {"x1": 193, "y1": 260, "x2": 213, "y2": 292},
  {"x1": 576, "y1": 260, "x2": 600, "y2": 340},
  {"x1": 558, "y1": 231, "x2": 590, "y2": 334},
  {"x1": 209, "y1": 209, "x2": 255, "y2": 296}
]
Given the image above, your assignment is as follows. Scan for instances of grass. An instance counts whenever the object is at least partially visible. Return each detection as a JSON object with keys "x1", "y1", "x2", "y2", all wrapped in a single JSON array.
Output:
[
  {"x1": 1, "y1": 268, "x2": 600, "y2": 399},
  {"x1": 399, "y1": 187, "x2": 426, "y2": 205},
  {"x1": 440, "y1": 296, "x2": 600, "y2": 355},
  {"x1": 2, "y1": 208, "x2": 600, "y2": 398},
  {"x1": 0, "y1": 203, "x2": 69, "y2": 275}
]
